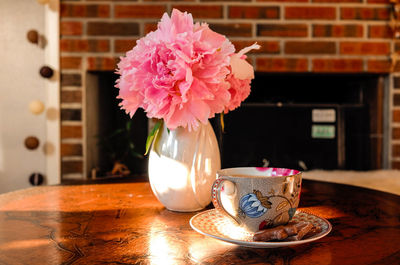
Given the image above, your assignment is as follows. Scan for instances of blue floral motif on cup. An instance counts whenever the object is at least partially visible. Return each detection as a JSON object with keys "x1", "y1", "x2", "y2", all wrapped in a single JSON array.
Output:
[{"x1": 239, "y1": 193, "x2": 267, "y2": 218}]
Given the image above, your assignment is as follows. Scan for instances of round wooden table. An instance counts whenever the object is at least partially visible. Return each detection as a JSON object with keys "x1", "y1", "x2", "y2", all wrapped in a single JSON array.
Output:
[{"x1": 0, "y1": 179, "x2": 399, "y2": 264}]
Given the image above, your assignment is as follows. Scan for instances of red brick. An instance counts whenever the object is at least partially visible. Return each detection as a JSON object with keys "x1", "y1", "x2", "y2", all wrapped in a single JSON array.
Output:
[
  {"x1": 60, "y1": 39, "x2": 110, "y2": 52},
  {"x1": 210, "y1": 24, "x2": 252, "y2": 37},
  {"x1": 256, "y1": 58, "x2": 308, "y2": 72},
  {"x1": 314, "y1": 0, "x2": 361, "y2": 2},
  {"x1": 87, "y1": 57, "x2": 118, "y2": 71},
  {"x1": 61, "y1": 143, "x2": 83, "y2": 156},
  {"x1": 369, "y1": 25, "x2": 392, "y2": 38},
  {"x1": 61, "y1": 91, "x2": 82, "y2": 103},
  {"x1": 173, "y1": 5, "x2": 223, "y2": 18},
  {"x1": 60, "y1": 21, "x2": 83, "y2": 36},
  {"x1": 257, "y1": 24, "x2": 307, "y2": 37},
  {"x1": 229, "y1": 6, "x2": 279, "y2": 19},
  {"x1": 312, "y1": 59, "x2": 363, "y2": 72},
  {"x1": 146, "y1": 0, "x2": 195, "y2": 1},
  {"x1": 367, "y1": 0, "x2": 389, "y2": 3},
  {"x1": 61, "y1": 109, "x2": 81, "y2": 121},
  {"x1": 285, "y1": 7, "x2": 336, "y2": 20},
  {"x1": 395, "y1": 127, "x2": 400, "y2": 139},
  {"x1": 394, "y1": 76, "x2": 400, "y2": 88},
  {"x1": 114, "y1": 5, "x2": 166, "y2": 18},
  {"x1": 394, "y1": 144, "x2": 400, "y2": 157},
  {"x1": 201, "y1": 0, "x2": 250, "y2": 1},
  {"x1": 61, "y1": 57, "x2": 82, "y2": 70},
  {"x1": 144, "y1": 23, "x2": 158, "y2": 34},
  {"x1": 285, "y1": 41, "x2": 336, "y2": 54},
  {"x1": 341, "y1": 7, "x2": 389, "y2": 20},
  {"x1": 61, "y1": 4, "x2": 110, "y2": 18},
  {"x1": 394, "y1": 110, "x2": 400, "y2": 122},
  {"x1": 392, "y1": 161, "x2": 400, "y2": 169},
  {"x1": 61, "y1": 74, "x2": 81, "y2": 87},
  {"x1": 61, "y1": 125, "x2": 82, "y2": 139},
  {"x1": 367, "y1": 60, "x2": 392, "y2": 73},
  {"x1": 87, "y1": 22, "x2": 139, "y2": 36},
  {"x1": 62, "y1": 161, "x2": 83, "y2": 174},
  {"x1": 232, "y1": 40, "x2": 280, "y2": 54},
  {"x1": 115, "y1": 39, "x2": 137, "y2": 53},
  {"x1": 256, "y1": 0, "x2": 307, "y2": 2},
  {"x1": 340, "y1": 42, "x2": 390, "y2": 55},
  {"x1": 367, "y1": 59, "x2": 400, "y2": 73},
  {"x1": 313, "y1": 24, "x2": 363, "y2": 37}
]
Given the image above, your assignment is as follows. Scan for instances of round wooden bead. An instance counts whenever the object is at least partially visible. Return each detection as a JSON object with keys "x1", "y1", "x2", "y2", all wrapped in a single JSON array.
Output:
[
  {"x1": 29, "y1": 100, "x2": 45, "y2": 115},
  {"x1": 39, "y1": 66, "x2": 54, "y2": 78},
  {"x1": 25, "y1": 136, "x2": 40, "y2": 150},
  {"x1": 27, "y1": 30, "x2": 39, "y2": 44},
  {"x1": 29, "y1": 173, "x2": 44, "y2": 186}
]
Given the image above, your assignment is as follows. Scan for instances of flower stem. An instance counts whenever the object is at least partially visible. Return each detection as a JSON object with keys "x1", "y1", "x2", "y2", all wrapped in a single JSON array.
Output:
[{"x1": 144, "y1": 119, "x2": 162, "y2": 155}]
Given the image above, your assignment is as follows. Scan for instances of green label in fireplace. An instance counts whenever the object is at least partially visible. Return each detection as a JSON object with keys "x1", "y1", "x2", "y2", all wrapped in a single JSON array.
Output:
[{"x1": 312, "y1": 125, "x2": 335, "y2": 139}]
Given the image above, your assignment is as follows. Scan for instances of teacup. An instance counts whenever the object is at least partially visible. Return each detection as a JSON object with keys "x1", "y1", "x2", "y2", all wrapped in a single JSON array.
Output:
[{"x1": 212, "y1": 167, "x2": 302, "y2": 233}]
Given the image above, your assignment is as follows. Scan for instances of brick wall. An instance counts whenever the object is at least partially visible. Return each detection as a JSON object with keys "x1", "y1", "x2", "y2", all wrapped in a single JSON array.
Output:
[{"x1": 60, "y1": 0, "x2": 400, "y2": 178}]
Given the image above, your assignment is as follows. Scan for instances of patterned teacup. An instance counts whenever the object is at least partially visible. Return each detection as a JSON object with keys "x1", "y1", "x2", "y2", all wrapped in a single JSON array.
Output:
[{"x1": 212, "y1": 167, "x2": 302, "y2": 233}]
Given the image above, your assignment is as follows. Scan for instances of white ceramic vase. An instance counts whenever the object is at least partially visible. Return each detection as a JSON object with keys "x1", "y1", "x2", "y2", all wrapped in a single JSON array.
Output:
[{"x1": 148, "y1": 121, "x2": 221, "y2": 212}]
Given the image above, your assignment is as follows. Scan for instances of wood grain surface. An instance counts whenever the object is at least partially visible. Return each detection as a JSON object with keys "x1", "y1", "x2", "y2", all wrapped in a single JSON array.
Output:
[{"x1": 0, "y1": 179, "x2": 399, "y2": 264}]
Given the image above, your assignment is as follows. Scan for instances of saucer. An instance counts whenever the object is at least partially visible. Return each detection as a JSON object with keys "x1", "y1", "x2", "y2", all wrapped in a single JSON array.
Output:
[{"x1": 190, "y1": 209, "x2": 332, "y2": 248}]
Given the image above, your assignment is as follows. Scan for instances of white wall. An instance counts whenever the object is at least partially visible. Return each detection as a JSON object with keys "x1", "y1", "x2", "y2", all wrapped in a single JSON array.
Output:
[{"x1": 0, "y1": 0, "x2": 48, "y2": 193}]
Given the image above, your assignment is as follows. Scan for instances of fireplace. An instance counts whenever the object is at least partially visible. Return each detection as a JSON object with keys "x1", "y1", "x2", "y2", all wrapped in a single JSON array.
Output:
[
  {"x1": 215, "y1": 73, "x2": 386, "y2": 171},
  {"x1": 59, "y1": 0, "x2": 400, "y2": 179},
  {"x1": 84, "y1": 72, "x2": 386, "y2": 176},
  {"x1": 86, "y1": 72, "x2": 148, "y2": 177}
]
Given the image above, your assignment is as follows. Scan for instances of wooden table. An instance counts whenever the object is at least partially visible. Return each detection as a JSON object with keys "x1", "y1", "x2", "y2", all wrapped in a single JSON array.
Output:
[{"x1": 0, "y1": 179, "x2": 399, "y2": 264}]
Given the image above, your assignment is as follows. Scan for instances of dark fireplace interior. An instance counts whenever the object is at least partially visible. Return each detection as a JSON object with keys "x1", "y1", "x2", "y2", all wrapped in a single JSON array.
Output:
[
  {"x1": 86, "y1": 71, "x2": 148, "y2": 177},
  {"x1": 217, "y1": 73, "x2": 384, "y2": 171},
  {"x1": 86, "y1": 72, "x2": 385, "y2": 177}
]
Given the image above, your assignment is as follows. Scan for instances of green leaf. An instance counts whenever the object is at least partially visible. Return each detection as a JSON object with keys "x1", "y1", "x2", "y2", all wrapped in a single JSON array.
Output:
[
  {"x1": 130, "y1": 149, "x2": 144, "y2": 159},
  {"x1": 126, "y1": 120, "x2": 132, "y2": 131},
  {"x1": 144, "y1": 120, "x2": 162, "y2": 156},
  {"x1": 107, "y1": 128, "x2": 125, "y2": 139}
]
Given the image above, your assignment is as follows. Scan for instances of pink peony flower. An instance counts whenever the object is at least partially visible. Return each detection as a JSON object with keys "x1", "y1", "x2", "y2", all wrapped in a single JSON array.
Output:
[
  {"x1": 224, "y1": 72, "x2": 251, "y2": 113},
  {"x1": 225, "y1": 43, "x2": 260, "y2": 112},
  {"x1": 116, "y1": 9, "x2": 259, "y2": 131}
]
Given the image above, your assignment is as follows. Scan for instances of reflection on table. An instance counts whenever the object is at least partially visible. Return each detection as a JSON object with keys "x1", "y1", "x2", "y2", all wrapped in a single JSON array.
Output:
[{"x1": 0, "y1": 179, "x2": 399, "y2": 264}]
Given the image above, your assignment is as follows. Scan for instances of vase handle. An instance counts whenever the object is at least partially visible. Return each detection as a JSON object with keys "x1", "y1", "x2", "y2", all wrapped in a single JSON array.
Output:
[{"x1": 212, "y1": 178, "x2": 240, "y2": 224}]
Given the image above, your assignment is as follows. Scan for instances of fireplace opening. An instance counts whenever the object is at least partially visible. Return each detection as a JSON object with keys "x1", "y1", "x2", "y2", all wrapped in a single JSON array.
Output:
[
  {"x1": 85, "y1": 72, "x2": 386, "y2": 178},
  {"x1": 215, "y1": 73, "x2": 386, "y2": 171},
  {"x1": 86, "y1": 71, "x2": 148, "y2": 178}
]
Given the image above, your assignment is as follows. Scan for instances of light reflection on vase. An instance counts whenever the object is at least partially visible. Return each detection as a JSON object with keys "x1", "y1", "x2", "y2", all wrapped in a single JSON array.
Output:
[{"x1": 148, "y1": 121, "x2": 221, "y2": 212}]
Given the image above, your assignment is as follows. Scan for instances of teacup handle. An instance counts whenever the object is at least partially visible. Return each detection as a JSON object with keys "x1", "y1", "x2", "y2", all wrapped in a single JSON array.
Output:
[{"x1": 212, "y1": 178, "x2": 240, "y2": 224}]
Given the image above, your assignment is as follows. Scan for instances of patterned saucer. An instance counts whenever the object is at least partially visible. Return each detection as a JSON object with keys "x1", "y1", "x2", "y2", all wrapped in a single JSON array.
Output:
[{"x1": 190, "y1": 209, "x2": 332, "y2": 248}]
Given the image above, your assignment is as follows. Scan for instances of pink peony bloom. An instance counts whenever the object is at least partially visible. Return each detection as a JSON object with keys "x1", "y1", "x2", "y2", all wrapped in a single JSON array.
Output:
[
  {"x1": 225, "y1": 43, "x2": 260, "y2": 112},
  {"x1": 224, "y1": 72, "x2": 252, "y2": 113},
  {"x1": 116, "y1": 9, "x2": 259, "y2": 131}
]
